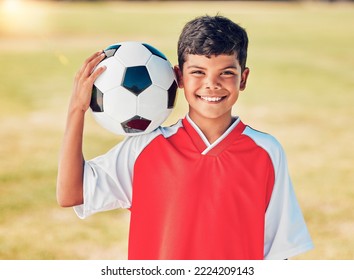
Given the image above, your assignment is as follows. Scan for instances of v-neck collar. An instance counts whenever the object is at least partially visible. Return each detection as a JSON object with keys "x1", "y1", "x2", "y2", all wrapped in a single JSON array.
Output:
[{"x1": 183, "y1": 115, "x2": 245, "y2": 156}]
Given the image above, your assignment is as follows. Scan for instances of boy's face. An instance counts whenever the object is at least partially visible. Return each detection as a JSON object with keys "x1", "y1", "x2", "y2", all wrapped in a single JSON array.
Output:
[{"x1": 176, "y1": 54, "x2": 249, "y2": 125}]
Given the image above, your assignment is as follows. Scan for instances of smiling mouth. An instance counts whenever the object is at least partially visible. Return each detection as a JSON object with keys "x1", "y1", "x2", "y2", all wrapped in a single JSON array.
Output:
[{"x1": 198, "y1": 95, "x2": 227, "y2": 103}]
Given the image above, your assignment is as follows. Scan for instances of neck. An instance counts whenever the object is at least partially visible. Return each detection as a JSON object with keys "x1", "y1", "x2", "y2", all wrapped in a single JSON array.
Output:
[{"x1": 188, "y1": 113, "x2": 234, "y2": 144}]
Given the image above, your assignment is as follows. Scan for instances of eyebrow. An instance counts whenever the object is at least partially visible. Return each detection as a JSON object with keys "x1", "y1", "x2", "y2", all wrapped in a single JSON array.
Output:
[{"x1": 186, "y1": 65, "x2": 238, "y2": 70}]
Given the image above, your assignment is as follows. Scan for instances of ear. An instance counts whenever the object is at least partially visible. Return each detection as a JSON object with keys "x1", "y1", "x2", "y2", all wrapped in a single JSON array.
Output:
[
  {"x1": 240, "y1": 67, "x2": 250, "y2": 91},
  {"x1": 174, "y1": 65, "x2": 184, "y2": 89}
]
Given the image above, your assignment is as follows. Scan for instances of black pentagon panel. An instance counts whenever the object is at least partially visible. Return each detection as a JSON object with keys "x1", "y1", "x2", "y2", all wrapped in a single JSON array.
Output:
[
  {"x1": 167, "y1": 81, "x2": 178, "y2": 109},
  {"x1": 104, "y1": 44, "x2": 121, "y2": 58},
  {"x1": 121, "y1": 115, "x2": 151, "y2": 133},
  {"x1": 142, "y1": 43, "x2": 167, "y2": 60},
  {"x1": 122, "y1": 66, "x2": 152, "y2": 96},
  {"x1": 90, "y1": 85, "x2": 104, "y2": 112}
]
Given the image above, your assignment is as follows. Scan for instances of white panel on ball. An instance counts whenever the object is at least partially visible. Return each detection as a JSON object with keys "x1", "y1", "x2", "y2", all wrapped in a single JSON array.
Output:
[
  {"x1": 146, "y1": 55, "x2": 176, "y2": 90},
  {"x1": 114, "y1": 42, "x2": 152, "y2": 67},
  {"x1": 147, "y1": 109, "x2": 172, "y2": 133},
  {"x1": 137, "y1": 85, "x2": 168, "y2": 120},
  {"x1": 91, "y1": 111, "x2": 125, "y2": 135},
  {"x1": 94, "y1": 57, "x2": 125, "y2": 93},
  {"x1": 104, "y1": 86, "x2": 137, "y2": 121}
]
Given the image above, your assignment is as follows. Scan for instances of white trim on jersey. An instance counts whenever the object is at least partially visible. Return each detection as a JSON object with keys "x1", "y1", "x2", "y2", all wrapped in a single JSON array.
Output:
[{"x1": 186, "y1": 114, "x2": 241, "y2": 155}]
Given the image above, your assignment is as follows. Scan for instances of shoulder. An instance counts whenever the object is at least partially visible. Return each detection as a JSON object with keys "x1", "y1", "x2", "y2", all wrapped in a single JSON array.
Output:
[
  {"x1": 127, "y1": 119, "x2": 183, "y2": 141},
  {"x1": 158, "y1": 119, "x2": 184, "y2": 138},
  {"x1": 86, "y1": 120, "x2": 184, "y2": 175},
  {"x1": 242, "y1": 125, "x2": 281, "y2": 149},
  {"x1": 120, "y1": 119, "x2": 184, "y2": 153},
  {"x1": 241, "y1": 125, "x2": 287, "y2": 169}
]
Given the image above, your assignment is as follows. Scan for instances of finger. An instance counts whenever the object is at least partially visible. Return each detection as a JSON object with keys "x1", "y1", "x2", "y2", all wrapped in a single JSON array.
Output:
[
  {"x1": 83, "y1": 52, "x2": 106, "y2": 78},
  {"x1": 78, "y1": 50, "x2": 104, "y2": 77},
  {"x1": 89, "y1": 65, "x2": 107, "y2": 83},
  {"x1": 85, "y1": 50, "x2": 104, "y2": 65}
]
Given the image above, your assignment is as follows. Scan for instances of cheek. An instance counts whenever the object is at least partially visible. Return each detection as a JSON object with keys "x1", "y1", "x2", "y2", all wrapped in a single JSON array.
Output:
[
  {"x1": 226, "y1": 79, "x2": 241, "y2": 92},
  {"x1": 180, "y1": 78, "x2": 196, "y2": 95},
  {"x1": 184, "y1": 90, "x2": 197, "y2": 104},
  {"x1": 181, "y1": 78, "x2": 199, "y2": 94}
]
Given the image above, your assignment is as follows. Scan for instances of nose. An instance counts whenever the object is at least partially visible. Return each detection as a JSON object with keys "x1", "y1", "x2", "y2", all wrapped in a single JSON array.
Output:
[{"x1": 205, "y1": 75, "x2": 221, "y2": 90}]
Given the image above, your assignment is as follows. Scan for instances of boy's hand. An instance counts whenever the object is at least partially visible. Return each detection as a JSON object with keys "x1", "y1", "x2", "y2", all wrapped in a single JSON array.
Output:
[{"x1": 70, "y1": 51, "x2": 106, "y2": 112}]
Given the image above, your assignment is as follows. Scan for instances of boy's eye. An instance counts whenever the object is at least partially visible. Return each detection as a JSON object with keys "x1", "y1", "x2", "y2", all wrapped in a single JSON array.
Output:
[
  {"x1": 221, "y1": 70, "x2": 236, "y2": 76},
  {"x1": 190, "y1": 70, "x2": 204, "y2": 75}
]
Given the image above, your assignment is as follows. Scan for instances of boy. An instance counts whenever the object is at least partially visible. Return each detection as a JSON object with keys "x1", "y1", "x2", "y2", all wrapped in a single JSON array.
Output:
[{"x1": 57, "y1": 15, "x2": 313, "y2": 259}]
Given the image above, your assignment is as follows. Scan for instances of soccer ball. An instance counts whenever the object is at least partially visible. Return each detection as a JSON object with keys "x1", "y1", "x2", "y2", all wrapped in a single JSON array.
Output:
[{"x1": 90, "y1": 41, "x2": 178, "y2": 136}]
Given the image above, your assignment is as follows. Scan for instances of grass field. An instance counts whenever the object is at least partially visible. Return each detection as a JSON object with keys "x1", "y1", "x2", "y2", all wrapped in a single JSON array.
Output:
[{"x1": 0, "y1": 0, "x2": 353, "y2": 260}]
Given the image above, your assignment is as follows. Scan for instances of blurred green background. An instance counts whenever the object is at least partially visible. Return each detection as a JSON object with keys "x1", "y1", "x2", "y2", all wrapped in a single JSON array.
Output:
[{"x1": 0, "y1": 0, "x2": 353, "y2": 259}]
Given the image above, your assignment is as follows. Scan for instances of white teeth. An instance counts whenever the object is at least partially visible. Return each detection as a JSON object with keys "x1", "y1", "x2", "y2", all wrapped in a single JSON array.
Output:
[{"x1": 200, "y1": 96, "x2": 223, "y2": 102}]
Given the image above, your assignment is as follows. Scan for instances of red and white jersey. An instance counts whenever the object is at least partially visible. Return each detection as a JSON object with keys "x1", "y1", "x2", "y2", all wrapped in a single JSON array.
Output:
[{"x1": 74, "y1": 116, "x2": 313, "y2": 259}]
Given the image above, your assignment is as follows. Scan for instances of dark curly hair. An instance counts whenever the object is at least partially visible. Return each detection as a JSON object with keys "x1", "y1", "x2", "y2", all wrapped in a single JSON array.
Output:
[{"x1": 177, "y1": 15, "x2": 248, "y2": 72}]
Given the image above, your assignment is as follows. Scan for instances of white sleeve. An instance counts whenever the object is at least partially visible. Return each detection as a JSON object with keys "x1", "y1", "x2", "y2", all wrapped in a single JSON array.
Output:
[
  {"x1": 263, "y1": 141, "x2": 314, "y2": 259},
  {"x1": 242, "y1": 126, "x2": 313, "y2": 259},
  {"x1": 74, "y1": 130, "x2": 161, "y2": 219}
]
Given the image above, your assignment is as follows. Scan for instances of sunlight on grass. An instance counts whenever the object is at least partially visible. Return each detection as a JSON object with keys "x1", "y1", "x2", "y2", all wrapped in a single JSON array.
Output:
[{"x1": 0, "y1": 0, "x2": 49, "y2": 36}]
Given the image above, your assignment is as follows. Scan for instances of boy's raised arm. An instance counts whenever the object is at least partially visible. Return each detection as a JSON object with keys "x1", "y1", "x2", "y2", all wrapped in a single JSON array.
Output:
[{"x1": 56, "y1": 51, "x2": 106, "y2": 207}]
